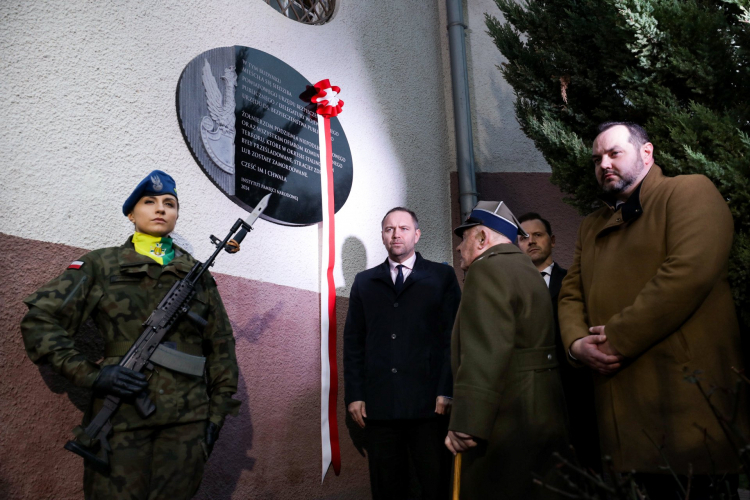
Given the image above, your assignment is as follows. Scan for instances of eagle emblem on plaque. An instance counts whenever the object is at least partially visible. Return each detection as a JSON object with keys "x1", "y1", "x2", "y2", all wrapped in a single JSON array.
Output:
[{"x1": 201, "y1": 60, "x2": 237, "y2": 174}]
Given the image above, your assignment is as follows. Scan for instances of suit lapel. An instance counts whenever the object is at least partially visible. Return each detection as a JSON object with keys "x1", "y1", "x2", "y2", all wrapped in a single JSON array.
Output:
[
  {"x1": 548, "y1": 262, "x2": 566, "y2": 300},
  {"x1": 371, "y1": 259, "x2": 394, "y2": 288},
  {"x1": 399, "y1": 253, "x2": 428, "y2": 295},
  {"x1": 370, "y1": 253, "x2": 428, "y2": 297}
]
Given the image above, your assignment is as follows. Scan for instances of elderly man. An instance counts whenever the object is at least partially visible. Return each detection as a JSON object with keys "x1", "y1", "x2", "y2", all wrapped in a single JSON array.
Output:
[
  {"x1": 344, "y1": 207, "x2": 461, "y2": 500},
  {"x1": 559, "y1": 122, "x2": 748, "y2": 498},
  {"x1": 446, "y1": 201, "x2": 569, "y2": 499}
]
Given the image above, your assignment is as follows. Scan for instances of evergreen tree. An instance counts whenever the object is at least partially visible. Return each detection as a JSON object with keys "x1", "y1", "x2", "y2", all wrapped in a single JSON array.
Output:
[{"x1": 486, "y1": 0, "x2": 750, "y2": 328}]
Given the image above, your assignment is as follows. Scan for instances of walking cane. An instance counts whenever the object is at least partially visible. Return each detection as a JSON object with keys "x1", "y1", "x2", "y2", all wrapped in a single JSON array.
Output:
[{"x1": 452, "y1": 453, "x2": 462, "y2": 500}]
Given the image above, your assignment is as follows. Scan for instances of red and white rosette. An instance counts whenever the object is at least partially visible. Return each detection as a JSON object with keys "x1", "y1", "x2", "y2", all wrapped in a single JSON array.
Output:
[{"x1": 312, "y1": 79, "x2": 343, "y2": 481}]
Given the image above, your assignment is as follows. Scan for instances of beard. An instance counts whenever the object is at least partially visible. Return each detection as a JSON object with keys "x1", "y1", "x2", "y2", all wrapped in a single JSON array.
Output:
[
  {"x1": 600, "y1": 157, "x2": 645, "y2": 194},
  {"x1": 387, "y1": 241, "x2": 414, "y2": 261}
]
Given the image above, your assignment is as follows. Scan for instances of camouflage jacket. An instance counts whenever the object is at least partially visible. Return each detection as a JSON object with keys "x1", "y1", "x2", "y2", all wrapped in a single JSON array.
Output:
[{"x1": 21, "y1": 237, "x2": 240, "y2": 431}]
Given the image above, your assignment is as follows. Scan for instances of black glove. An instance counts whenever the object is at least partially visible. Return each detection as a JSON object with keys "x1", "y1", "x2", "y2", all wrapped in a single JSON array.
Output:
[
  {"x1": 204, "y1": 422, "x2": 220, "y2": 459},
  {"x1": 92, "y1": 365, "x2": 148, "y2": 398}
]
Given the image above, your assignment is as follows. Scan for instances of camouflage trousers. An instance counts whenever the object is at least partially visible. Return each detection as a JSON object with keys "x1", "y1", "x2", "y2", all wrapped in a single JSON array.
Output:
[{"x1": 84, "y1": 420, "x2": 206, "y2": 500}]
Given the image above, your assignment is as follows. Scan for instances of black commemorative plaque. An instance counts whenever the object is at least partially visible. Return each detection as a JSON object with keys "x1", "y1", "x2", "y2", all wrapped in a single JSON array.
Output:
[{"x1": 177, "y1": 46, "x2": 353, "y2": 226}]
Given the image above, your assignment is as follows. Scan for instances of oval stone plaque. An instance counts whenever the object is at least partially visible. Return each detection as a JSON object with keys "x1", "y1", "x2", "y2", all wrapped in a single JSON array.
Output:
[{"x1": 177, "y1": 46, "x2": 353, "y2": 226}]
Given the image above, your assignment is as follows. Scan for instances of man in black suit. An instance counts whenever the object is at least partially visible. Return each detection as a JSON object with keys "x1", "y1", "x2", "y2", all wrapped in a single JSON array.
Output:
[
  {"x1": 518, "y1": 212, "x2": 601, "y2": 472},
  {"x1": 344, "y1": 207, "x2": 461, "y2": 500}
]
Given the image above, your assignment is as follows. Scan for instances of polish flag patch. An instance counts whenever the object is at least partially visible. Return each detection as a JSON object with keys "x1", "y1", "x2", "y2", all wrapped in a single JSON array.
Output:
[{"x1": 67, "y1": 261, "x2": 85, "y2": 270}]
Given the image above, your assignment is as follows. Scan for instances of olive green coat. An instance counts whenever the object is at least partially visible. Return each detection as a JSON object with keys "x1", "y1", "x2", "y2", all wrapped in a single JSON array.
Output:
[
  {"x1": 559, "y1": 166, "x2": 747, "y2": 473},
  {"x1": 21, "y1": 237, "x2": 240, "y2": 431},
  {"x1": 450, "y1": 244, "x2": 569, "y2": 499}
]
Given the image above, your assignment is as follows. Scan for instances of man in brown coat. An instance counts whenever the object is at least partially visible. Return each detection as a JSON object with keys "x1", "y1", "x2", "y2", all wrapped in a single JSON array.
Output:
[
  {"x1": 559, "y1": 122, "x2": 748, "y2": 498},
  {"x1": 446, "y1": 201, "x2": 569, "y2": 499}
]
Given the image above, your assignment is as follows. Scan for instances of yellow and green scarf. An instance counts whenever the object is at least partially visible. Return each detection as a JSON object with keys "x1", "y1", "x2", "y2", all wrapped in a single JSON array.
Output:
[{"x1": 133, "y1": 232, "x2": 175, "y2": 265}]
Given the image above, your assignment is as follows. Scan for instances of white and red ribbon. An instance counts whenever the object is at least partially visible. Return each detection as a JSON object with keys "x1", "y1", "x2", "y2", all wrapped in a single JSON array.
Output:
[{"x1": 312, "y1": 79, "x2": 343, "y2": 481}]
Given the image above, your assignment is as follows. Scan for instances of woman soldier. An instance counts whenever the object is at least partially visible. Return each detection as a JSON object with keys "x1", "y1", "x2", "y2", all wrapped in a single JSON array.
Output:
[{"x1": 21, "y1": 170, "x2": 240, "y2": 499}]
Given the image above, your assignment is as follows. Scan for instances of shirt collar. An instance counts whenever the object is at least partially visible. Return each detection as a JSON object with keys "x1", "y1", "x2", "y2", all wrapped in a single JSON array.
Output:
[
  {"x1": 388, "y1": 252, "x2": 417, "y2": 272},
  {"x1": 600, "y1": 180, "x2": 644, "y2": 223},
  {"x1": 541, "y1": 262, "x2": 554, "y2": 275}
]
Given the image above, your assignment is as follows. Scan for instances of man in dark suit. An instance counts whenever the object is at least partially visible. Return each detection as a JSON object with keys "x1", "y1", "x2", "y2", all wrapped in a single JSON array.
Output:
[
  {"x1": 344, "y1": 207, "x2": 461, "y2": 500},
  {"x1": 518, "y1": 212, "x2": 600, "y2": 472}
]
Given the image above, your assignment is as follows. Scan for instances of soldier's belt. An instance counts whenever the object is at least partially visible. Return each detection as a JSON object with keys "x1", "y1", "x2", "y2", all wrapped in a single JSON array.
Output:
[
  {"x1": 509, "y1": 346, "x2": 558, "y2": 371},
  {"x1": 105, "y1": 341, "x2": 205, "y2": 377}
]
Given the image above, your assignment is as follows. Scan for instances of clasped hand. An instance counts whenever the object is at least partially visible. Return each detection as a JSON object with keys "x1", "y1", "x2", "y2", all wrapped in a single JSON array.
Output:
[{"x1": 570, "y1": 325, "x2": 625, "y2": 376}]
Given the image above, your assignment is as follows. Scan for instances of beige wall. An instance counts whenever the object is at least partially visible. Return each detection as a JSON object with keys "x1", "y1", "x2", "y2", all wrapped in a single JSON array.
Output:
[{"x1": 463, "y1": 0, "x2": 551, "y2": 173}]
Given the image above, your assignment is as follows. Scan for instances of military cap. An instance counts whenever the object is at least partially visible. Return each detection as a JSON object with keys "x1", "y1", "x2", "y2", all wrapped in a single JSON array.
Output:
[
  {"x1": 453, "y1": 201, "x2": 529, "y2": 241},
  {"x1": 122, "y1": 170, "x2": 178, "y2": 215}
]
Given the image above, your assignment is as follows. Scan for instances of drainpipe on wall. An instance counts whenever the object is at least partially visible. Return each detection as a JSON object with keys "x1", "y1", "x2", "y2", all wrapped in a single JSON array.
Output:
[{"x1": 446, "y1": 0, "x2": 478, "y2": 221}]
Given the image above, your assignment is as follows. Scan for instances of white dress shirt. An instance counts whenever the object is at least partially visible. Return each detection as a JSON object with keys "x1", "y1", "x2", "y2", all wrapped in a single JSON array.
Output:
[{"x1": 540, "y1": 262, "x2": 555, "y2": 288}]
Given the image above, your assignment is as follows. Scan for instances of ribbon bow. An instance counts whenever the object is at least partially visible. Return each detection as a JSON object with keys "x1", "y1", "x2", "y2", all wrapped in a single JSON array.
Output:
[{"x1": 311, "y1": 79, "x2": 344, "y2": 117}]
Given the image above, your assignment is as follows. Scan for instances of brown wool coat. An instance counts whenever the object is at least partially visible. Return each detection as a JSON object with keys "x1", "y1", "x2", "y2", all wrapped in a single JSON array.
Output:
[
  {"x1": 450, "y1": 244, "x2": 569, "y2": 499},
  {"x1": 559, "y1": 165, "x2": 748, "y2": 473}
]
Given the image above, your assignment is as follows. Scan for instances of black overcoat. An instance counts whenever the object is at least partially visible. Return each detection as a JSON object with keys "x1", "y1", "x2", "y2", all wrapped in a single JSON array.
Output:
[
  {"x1": 343, "y1": 252, "x2": 461, "y2": 420},
  {"x1": 550, "y1": 263, "x2": 601, "y2": 471}
]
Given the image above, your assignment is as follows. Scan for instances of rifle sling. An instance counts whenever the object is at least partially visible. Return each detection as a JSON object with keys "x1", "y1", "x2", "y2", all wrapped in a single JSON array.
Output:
[
  {"x1": 105, "y1": 341, "x2": 206, "y2": 377},
  {"x1": 105, "y1": 340, "x2": 203, "y2": 357},
  {"x1": 150, "y1": 344, "x2": 206, "y2": 377}
]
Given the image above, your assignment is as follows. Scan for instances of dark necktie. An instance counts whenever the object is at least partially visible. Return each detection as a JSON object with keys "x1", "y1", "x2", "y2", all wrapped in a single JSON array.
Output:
[
  {"x1": 541, "y1": 271, "x2": 550, "y2": 288},
  {"x1": 395, "y1": 265, "x2": 404, "y2": 292}
]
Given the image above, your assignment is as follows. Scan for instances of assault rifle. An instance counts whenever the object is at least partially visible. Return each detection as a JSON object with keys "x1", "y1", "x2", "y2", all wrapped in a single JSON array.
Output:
[{"x1": 64, "y1": 194, "x2": 271, "y2": 471}]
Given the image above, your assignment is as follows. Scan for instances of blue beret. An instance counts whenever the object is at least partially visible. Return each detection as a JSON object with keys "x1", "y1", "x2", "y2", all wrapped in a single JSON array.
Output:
[{"x1": 122, "y1": 170, "x2": 178, "y2": 215}]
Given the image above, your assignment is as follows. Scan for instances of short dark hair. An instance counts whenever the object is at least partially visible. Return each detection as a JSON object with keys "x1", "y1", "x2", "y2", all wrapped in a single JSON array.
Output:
[
  {"x1": 597, "y1": 121, "x2": 650, "y2": 147},
  {"x1": 381, "y1": 207, "x2": 419, "y2": 230},
  {"x1": 518, "y1": 212, "x2": 552, "y2": 236}
]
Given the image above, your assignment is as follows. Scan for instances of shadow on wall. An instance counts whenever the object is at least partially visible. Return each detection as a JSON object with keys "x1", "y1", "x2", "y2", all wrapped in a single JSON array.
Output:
[
  {"x1": 336, "y1": 236, "x2": 368, "y2": 300},
  {"x1": 200, "y1": 367, "x2": 256, "y2": 498},
  {"x1": 199, "y1": 301, "x2": 285, "y2": 498},
  {"x1": 335, "y1": 236, "x2": 369, "y2": 458}
]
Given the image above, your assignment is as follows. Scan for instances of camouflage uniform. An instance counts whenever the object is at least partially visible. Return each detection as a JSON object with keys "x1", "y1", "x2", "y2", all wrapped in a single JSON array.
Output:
[{"x1": 21, "y1": 237, "x2": 240, "y2": 500}]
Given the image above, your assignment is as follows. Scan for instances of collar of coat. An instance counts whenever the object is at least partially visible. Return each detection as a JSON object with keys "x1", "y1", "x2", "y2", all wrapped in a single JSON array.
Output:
[
  {"x1": 118, "y1": 236, "x2": 195, "y2": 279},
  {"x1": 371, "y1": 251, "x2": 430, "y2": 293},
  {"x1": 599, "y1": 164, "x2": 665, "y2": 224},
  {"x1": 470, "y1": 243, "x2": 522, "y2": 268}
]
